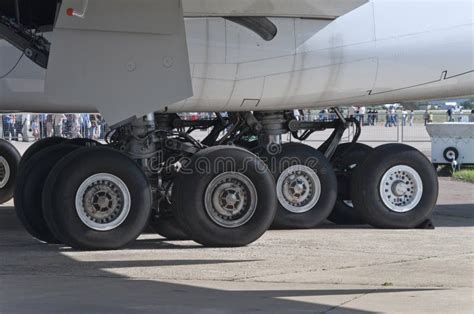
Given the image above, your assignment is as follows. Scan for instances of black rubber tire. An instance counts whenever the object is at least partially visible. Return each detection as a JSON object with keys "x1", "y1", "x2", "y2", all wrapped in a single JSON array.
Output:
[
  {"x1": 0, "y1": 139, "x2": 21, "y2": 204},
  {"x1": 42, "y1": 147, "x2": 152, "y2": 250},
  {"x1": 68, "y1": 138, "x2": 101, "y2": 147},
  {"x1": 351, "y1": 144, "x2": 438, "y2": 229},
  {"x1": 173, "y1": 146, "x2": 277, "y2": 247},
  {"x1": 19, "y1": 137, "x2": 67, "y2": 168},
  {"x1": 14, "y1": 144, "x2": 80, "y2": 243},
  {"x1": 443, "y1": 147, "x2": 459, "y2": 162},
  {"x1": 149, "y1": 215, "x2": 189, "y2": 241},
  {"x1": 262, "y1": 142, "x2": 337, "y2": 229},
  {"x1": 328, "y1": 143, "x2": 374, "y2": 225}
]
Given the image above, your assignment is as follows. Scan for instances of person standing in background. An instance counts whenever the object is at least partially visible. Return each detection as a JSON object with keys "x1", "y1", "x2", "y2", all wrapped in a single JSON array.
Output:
[
  {"x1": 391, "y1": 107, "x2": 397, "y2": 126},
  {"x1": 53, "y1": 114, "x2": 66, "y2": 137},
  {"x1": 423, "y1": 109, "x2": 430, "y2": 126},
  {"x1": 38, "y1": 114, "x2": 46, "y2": 139},
  {"x1": 31, "y1": 116, "x2": 40, "y2": 141},
  {"x1": 13, "y1": 114, "x2": 24, "y2": 141},
  {"x1": 46, "y1": 114, "x2": 54, "y2": 138},
  {"x1": 401, "y1": 108, "x2": 408, "y2": 126},
  {"x1": 99, "y1": 115, "x2": 108, "y2": 139},
  {"x1": 81, "y1": 113, "x2": 91, "y2": 138},
  {"x1": 2, "y1": 114, "x2": 13, "y2": 140},
  {"x1": 71, "y1": 114, "x2": 82, "y2": 138},
  {"x1": 447, "y1": 108, "x2": 453, "y2": 122},
  {"x1": 359, "y1": 106, "x2": 366, "y2": 126},
  {"x1": 409, "y1": 110, "x2": 415, "y2": 126},
  {"x1": 90, "y1": 114, "x2": 99, "y2": 140}
]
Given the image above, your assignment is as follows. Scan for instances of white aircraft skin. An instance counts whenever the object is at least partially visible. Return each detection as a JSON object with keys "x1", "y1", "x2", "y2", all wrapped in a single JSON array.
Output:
[{"x1": 0, "y1": 0, "x2": 473, "y2": 116}]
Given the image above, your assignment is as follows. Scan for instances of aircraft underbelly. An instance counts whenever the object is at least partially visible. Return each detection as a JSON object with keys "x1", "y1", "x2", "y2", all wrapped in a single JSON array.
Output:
[{"x1": 1, "y1": 0, "x2": 473, "y2": 117}]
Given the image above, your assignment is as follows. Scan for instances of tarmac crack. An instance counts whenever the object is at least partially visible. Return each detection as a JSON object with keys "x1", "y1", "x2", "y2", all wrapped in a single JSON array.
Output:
[
  {"x1": 237, "y1": 253, "x2": 474, "y2": 282},
  {"x1": 320, "y1": 290, "x2": 375, "y2": 313}
]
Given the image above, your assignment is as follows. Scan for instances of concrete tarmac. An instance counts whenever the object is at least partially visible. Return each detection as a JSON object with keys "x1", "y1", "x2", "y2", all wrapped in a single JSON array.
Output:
[{"x1": 0, "y1": 175, "x2": 472, "y2": 313}]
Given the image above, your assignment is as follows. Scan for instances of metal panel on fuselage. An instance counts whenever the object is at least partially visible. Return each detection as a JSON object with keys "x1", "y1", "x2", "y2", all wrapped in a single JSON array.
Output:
[{"x1": 174, "y1": 0, "x2": 473, "y2": 113}]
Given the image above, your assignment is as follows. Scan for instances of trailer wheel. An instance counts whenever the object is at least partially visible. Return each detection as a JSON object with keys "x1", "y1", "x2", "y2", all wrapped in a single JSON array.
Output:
[
  {"x1": 351, "y1": 144, "x2": 438, "y2": 228},
  {"x1": 42, "y1": 147, "x2": 152, "y2": 250},
  {"x1": 262, "y1": 142, "x2": 337, "y2": 229},
  {"x1": 14, "y1": 144, "x2": 80, "y2": 243},
  {"x1": 173, "y1": 146, "x2": 276, "y2": 247},
  {"x1": 443, "y1": 147, "x2": 459, "y2": 162},
  {"x1": 328, "y1": 143, "x2": 373, "y2": 225},
  {"x1": 0, "y1": 139, "x2": 21, "y2": 204}
]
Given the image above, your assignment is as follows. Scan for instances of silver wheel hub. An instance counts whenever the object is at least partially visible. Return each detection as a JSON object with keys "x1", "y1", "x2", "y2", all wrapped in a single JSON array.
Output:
[
  {"x1": 0, "y1": 156, "x2": 11, "y2": 189},
  {"x1": 75, "y1": 173, "x2": 131, "y2": 231},
  {"x1": 446, "y1": 150, "x2": 456, "y2": 160},
  {"x1": 205, "y1": 172, "x2": 257, "y2": 228},
  {"x1": 379, "y1": 165, "x2": 423, "y2": 213},
  {"x1": 277, "y1": 165, "x2": 321, "y2": 214}
]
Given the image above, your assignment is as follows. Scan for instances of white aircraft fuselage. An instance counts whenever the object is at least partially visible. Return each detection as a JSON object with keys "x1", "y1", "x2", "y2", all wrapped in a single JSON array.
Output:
[{"x1": 0, "y1": 0, "x2": 473, "y2": 121}]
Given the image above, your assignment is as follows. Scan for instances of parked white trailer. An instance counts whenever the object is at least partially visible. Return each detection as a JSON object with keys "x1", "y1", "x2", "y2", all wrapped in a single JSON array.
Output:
[{"x1": 427, "y1": 123, "x2": 474, "y2": 166}]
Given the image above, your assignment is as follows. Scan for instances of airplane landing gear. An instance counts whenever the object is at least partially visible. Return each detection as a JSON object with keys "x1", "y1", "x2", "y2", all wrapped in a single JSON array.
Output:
[
  {"x1": 13, "y1": 113, "x2": 278, "y2": 250},
  {"x1": 224, "y1": 110, "x2": 438, "y2": 230},
  {"x1": 0, "y1": 139, "x2": 20, "y2": 204},
  {"x1": 12, "y1": 110, "x2": 440, "y2": 250}
]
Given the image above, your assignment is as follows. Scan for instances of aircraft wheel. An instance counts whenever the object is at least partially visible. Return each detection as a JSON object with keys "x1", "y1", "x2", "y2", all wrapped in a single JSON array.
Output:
[
  {"x1": 328, "y1": 143, "x2": 374, "y2": 225},
  {"x1": 149, "y1": 214, "x2": 188, "y2": 241},
  {"x1": 68, "y1": 138, "x2": 102, "y2": 147},
  {"x1": 19, "y1": 137, "x2": 67, "y2": 168},
  {"x1": 264, "y1": 142, "x2": 337, "y2": 229},
  {"x1": 14, "y1": 144, "x2": 80, "y2": 243},
  {"x1": 42, "y1": 147, "x2": 152, "y2": 250},
  {"x1": 351, "y1": 144, "x2": 438, "y2": 229},
  {"x1": 173, "y1": 146, "x2": 276, "y2": 247},
  {"x1": 0, "y1": 139, "x2": 21, "y2": 204}
]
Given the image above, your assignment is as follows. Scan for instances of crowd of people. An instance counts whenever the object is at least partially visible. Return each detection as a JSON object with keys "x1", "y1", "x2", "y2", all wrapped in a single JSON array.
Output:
[
  {"x1": 347, "y1": 106, "x2": 417, "y2": 128},
  {"x1": 2, "y1": 108, "x2": 471, "y2": 142},
  {"x1": 296, "y1": 107, "x2": 433, "y2": 127},
  {"x1": 1, "y1": 114, "x2": 108, "y2": 141}
]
